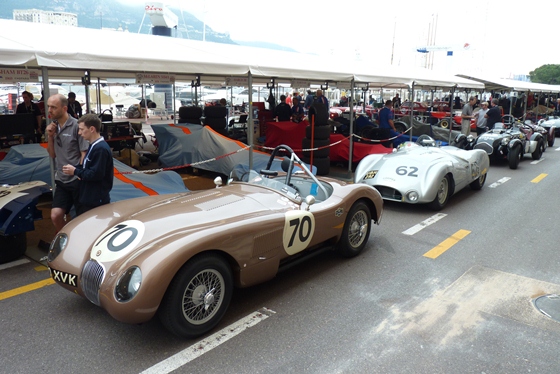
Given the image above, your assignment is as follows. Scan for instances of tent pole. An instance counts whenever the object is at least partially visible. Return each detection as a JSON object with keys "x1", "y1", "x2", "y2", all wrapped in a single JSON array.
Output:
[
  {"x1": 348, "y1": 79, "x2": 355, "y2": 174},
  {"x1": 409, "y1": 82, "x2": 415, "y2": 141},
  {"x1": 248, "y1": 72, "x2": 254, "y2": 171}
]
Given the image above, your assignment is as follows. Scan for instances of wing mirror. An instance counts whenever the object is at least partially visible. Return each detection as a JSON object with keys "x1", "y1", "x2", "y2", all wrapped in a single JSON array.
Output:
[{"x1": 304, "y1": 195, "x2": 316, "y2": 211}]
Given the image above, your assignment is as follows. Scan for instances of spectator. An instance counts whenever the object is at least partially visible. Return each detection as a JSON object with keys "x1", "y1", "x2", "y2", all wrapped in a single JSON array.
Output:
[
  {"x1": 16, "y1": 90, "x2": 43, "y2": 142},
  {"x1": 274, "y1": 94, "x2": 292, "y2": 121},
  {"x1": 219, "y1": 98, "x2": 227, "y2": 106},
  {"x1": 291, "y1": 97, "x2": 305, "y2": 123},
  {"x1": 484, "y1": 98, "x2": 502, "y2": 130},
  {"x1": 286, "y1": 93, "x2": 292, "y2": 107},
  {"x1": 474, "y1": 101, "x2": 489, "y2": 135},
  {"x1": 62, "y1": 114, "x2": 113, "y2": 215},
  {"x1": 461, "y1": 96, "x2": 476, "y2": 136},
  {"x1": 67, "y1": 92, "x2": 82, "y2": 119},
  {"x1": 315, "y1": 89, "x2": 329, "y2": 108},
  {"x1": 339, "y1": 92, "x2": 349, "y2": 107},
  {"x1": 392, "y1": 93, "x2": 401, "y2": 109},
  {"x1": 46, "y1": 94, "x2": 89, "y2": 232},
  {"x1": 378, "y1": 99, "x2": 404, "y2": 148},
  {"x1": 304, "y1": 89, "x2": 314, "y2": 111}
]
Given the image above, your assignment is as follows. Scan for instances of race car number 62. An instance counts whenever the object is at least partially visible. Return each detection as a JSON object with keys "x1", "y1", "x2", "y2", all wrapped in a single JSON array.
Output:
[
  {"x1": 396, "y1": 166, "x2": 418, "y2": 177},
  {"x1": 283, "y1": 210, "x2": 315, "y2": 255}
]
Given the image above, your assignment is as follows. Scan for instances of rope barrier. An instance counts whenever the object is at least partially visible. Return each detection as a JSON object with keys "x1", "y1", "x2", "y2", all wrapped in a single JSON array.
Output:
[{"x1": 117, "y1": 126, "x2": 412, "y2": 175}]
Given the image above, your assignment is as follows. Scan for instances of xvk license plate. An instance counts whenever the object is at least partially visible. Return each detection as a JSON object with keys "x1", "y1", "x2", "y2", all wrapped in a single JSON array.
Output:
[{"x1": 50, "y1": 268, "x2": 78, "y2": 287}]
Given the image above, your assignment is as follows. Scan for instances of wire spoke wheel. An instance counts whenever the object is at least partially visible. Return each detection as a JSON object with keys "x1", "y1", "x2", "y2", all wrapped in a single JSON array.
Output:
[{"x1": 183, "y1": 269, "x2": 225, "y2": 325}]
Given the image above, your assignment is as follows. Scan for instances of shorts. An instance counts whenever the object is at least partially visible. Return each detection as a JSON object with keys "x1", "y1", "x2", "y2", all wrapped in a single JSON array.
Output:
[{"x1": 53, "y1": 179, "x2": 81, "y2": 214}]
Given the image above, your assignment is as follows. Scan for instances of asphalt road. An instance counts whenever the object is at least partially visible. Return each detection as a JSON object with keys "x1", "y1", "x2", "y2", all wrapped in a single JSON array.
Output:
[{"x1": 2, "y1": 145, "x2": 560, "y2": 374}]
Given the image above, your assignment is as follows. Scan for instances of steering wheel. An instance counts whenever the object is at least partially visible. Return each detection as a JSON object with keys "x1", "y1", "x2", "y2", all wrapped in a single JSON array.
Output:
[
  {"x1": 501, "y1": 115, "x2": 515, "y2": 128},
  {"x1": 264, "y1": 144, "x2": 296, "y2": 187}
]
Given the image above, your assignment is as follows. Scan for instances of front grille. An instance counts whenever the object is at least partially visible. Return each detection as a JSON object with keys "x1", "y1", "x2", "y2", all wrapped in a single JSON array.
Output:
[
  {"x1": 375, "y1": 186, "x2": 402, "y2": 201},
  {"x1": 81, "y1": 260, "x2": 105, "y2": 306},
  {"x1": 474, "y1": 142, "x2": 493, "y2": 155}
]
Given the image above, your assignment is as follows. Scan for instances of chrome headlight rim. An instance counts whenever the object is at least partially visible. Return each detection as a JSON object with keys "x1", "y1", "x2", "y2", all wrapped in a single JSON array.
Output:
[
  {"x1": 405, "y1": 190, "x2": 420, "y2": 203},
  {"x1": 47, "y1": 233, "x2": 68, "y2": 262},
  {"x1": 115, "y1": 266, "x2": 142, "y2": 302}
]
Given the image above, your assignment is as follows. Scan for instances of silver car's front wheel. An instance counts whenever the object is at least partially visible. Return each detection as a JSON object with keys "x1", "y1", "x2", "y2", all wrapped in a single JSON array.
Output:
[
  {"x1": 429, "y1": 175, "x2": 451, "y2": 210},
  {"x1": 159, "y1": 254, "x2": 233, "y2": 339}
]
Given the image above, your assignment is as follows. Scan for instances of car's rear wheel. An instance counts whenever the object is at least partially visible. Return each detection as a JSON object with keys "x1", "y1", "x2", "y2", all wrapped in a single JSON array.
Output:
[
  {"x1": 394, "y1": 122, "x2": 407, "y2": 134},
  {"x1": 469, "y1": 172, "x2": 487, "y2": 190},
  {"x1": 438, "y1": 119, "x2": 450, "y2": 129},
  {"x1": 532, "y1": 139, "x2": 543, "y2": 160},
  {"x1": 0, "y1": 233, "x2": 27, "y2": 264},
  {"x1": 336, "y1": 201, "x2": 371, "y2": 258},
  {"x1": 508, "y1": 145, "x2": 521, "y2": 169},
  {"x1": 428, "y1": 175, "x2": 451, "y2": 210},
  {"x1": 158, "y1": 253, "x2": 233, "y2": 339}
]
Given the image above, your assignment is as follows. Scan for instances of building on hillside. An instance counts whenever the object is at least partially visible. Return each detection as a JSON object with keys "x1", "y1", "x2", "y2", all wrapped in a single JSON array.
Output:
[{"x1": 13, "y1": 9, "x2": 77, "y2": 27}]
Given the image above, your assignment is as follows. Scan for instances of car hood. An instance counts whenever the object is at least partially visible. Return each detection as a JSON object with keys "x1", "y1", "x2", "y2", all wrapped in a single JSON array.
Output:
[
  {"x1": 355, "y1": 146, "x2": 451, "y2": 187},
  {"x1": 53, "y1": 184, "x2": 298, "y2": 265}
]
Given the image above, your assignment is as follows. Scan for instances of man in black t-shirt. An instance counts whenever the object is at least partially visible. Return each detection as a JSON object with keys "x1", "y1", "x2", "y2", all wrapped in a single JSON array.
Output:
[
  {"x1": 15, "y1": 90, "x2": 43, "y2": 142},
  {"x1": 274, "y1": 95, "x2": 293, "y2": 121},
  {"x1": 484, "y1": 98, "x2": 502, "y2": 130}
]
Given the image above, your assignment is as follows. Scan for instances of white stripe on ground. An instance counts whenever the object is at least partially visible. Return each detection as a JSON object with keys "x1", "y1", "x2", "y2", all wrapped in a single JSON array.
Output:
[
  {"x1": 402, "y1": 213, "x2": 447, "y2": 236},
  {"x1": 140, "y1": 308, "x2": 276, "y2": 374}
]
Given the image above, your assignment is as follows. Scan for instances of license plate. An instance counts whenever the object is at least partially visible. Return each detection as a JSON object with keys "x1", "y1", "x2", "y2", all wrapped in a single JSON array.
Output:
[{"x1": 50, "y1": 268, "x2": 78, "y2": 287}]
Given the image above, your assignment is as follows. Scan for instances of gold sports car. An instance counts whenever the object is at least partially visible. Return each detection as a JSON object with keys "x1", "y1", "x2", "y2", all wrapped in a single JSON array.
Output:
[{"x1": 47, "y1": 145, "x2": 383, "y2": 338}]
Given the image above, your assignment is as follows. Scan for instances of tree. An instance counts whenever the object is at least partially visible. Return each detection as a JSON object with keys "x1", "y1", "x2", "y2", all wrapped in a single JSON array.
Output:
[{"x1": 529, "y1": 64, "x2": 560, "y2": 84}]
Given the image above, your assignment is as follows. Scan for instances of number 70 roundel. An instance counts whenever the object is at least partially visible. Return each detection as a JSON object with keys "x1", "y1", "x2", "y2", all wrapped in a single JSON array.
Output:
[{"x1": 282, "y1": 210, "x2": 315, "y2": 255}]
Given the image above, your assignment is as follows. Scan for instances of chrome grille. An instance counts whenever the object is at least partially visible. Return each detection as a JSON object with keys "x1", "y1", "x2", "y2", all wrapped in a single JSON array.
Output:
[
  {"x1": 474, "y1": 142, "x2": 493, "y2": 155},
  {"x1": 375, "y1": 186, "x2": 402, "y2": 201},
  {"x1": 81, "y1": 260, "x2": 105, "y2": 306}
]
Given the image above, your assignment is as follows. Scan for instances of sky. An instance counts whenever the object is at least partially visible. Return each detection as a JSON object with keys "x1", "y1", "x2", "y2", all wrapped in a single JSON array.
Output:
[{"x1": 121, "y1": 0, "x2": 560, "y2": 78}]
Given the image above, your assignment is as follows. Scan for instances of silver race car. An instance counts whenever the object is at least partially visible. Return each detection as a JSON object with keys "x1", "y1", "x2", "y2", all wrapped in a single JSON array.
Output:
[{"x1": 354, "y1": 135, "x2": 490, "y2": 210}]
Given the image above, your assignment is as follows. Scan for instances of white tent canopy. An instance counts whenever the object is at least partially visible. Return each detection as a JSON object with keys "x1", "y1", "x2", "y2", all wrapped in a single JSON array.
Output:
[
  {"x1": 456, "y1": 74, "x2": 560, "y2": 93},
  {"x1": 0, "y1": 19, "x2": 485, "y2": 90}
]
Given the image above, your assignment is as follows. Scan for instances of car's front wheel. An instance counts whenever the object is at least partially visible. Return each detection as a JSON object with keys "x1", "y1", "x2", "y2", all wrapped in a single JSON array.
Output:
[
  {"x1": 429, "y1": 175, "x2": 451, "y2": 210},
  {"x1": 532, "y1": 139, "x2": 543, "y2": 160},
  {"x1": 159, "y1": 253, "x2": 233, "y2": 339},
  {"x1": 469, "y1": 172, "x2": 486, "y2": 190},
  {"x1": 336, "y1": 201, "x2": 371, "y2": 258},
  {"x1": 548, "y1": 131, "x2": 556, "y2": 147},
  {"x1": 508, "y1": 145, "x2": 521, "y2": 169}
]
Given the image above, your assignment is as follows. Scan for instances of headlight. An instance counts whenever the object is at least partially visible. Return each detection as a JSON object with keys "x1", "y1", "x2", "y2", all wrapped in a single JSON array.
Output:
[
  {"x1": 47, "y1": 233, "x2": 68, "y2": 262},
  {"x1": 115, "y1": 266, "x2": 142, "y2": 302},
  {"x1": 406, "y1": 191, "x2": 419, "y2": 203}
]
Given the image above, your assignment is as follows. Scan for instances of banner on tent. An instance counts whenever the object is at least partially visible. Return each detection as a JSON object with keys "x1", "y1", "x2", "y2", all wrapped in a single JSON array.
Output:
[
  {"x1": 136, "y1": 73, "x2": 175, "y2": 84},
  {"x1": 227, "y1": 77, "x2": 249, "y2": 86},
  {"x1": 291, "y1": 79, "x2": 311, "y2": 88},
  {"x1": 0, "y1": 68, "x2": 40, "y2": 83}
]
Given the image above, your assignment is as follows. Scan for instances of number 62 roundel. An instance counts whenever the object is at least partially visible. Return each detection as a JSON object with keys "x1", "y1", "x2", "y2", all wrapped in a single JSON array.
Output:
[{"x1": 282, "y1": 211, "x2": 315, "y2": 255}]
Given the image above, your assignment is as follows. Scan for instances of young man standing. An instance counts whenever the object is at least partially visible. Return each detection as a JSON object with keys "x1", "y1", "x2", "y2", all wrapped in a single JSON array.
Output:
[
  {"x1": 46, "y1": 94, "x2": 89, "y2": 232},
  {"x1": 62, "y1": 114, "x2": 113, "y2": 215},
  {"x1": 461, "y1": 96, "x2": 477, "y2": 136}
]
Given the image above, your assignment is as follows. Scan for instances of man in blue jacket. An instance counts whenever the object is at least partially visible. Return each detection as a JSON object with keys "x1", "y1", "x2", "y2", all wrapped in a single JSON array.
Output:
[{"x1": 62, "y1": 113, "x2": 113, "y2": 215}]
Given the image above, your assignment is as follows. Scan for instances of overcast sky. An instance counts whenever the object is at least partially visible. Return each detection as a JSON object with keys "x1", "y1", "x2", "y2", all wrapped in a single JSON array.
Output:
[{"x1": 119, "y1": 0, "x2": 560, "y2": 78}]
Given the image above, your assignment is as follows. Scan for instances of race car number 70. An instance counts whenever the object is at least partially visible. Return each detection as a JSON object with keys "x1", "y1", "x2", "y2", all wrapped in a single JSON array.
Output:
[{"x1": 282, "y1": 210, "x2": 315, "y2": 255}]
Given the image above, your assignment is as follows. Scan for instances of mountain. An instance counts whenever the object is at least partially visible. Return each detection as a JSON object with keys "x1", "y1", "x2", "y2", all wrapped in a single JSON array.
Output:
[{"x1": 1, "y1": 0, "x2": 295, "y2": 51}]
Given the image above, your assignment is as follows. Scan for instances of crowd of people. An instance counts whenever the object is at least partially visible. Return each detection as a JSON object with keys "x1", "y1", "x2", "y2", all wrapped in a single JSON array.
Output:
[{"x1": 272, "y1": 89, "x2": 329, "y2": 123}]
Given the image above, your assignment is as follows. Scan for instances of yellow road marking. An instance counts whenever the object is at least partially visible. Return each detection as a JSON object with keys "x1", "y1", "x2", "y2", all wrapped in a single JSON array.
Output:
[
  {"x1": 423, "y1": 229, "x2": 471, "y2": 259},
  {"x1": 35, "y1": 265, "x2": 49, "y2": 272},
  {"x1": 531, "y1": 173, "x2": 548, "y2": 183},
  {"x1": 0, "y1": 278, "x2": 55, "y2": 301}
]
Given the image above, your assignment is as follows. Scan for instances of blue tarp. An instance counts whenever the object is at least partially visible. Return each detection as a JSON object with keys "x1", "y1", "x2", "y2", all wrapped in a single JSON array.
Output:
[
  {"x1": 152, "y1": 124, "x2": 315, "y2": 175},
  {"x1": 0, "y1": 144, "x2": 188, "y2": 201}
]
